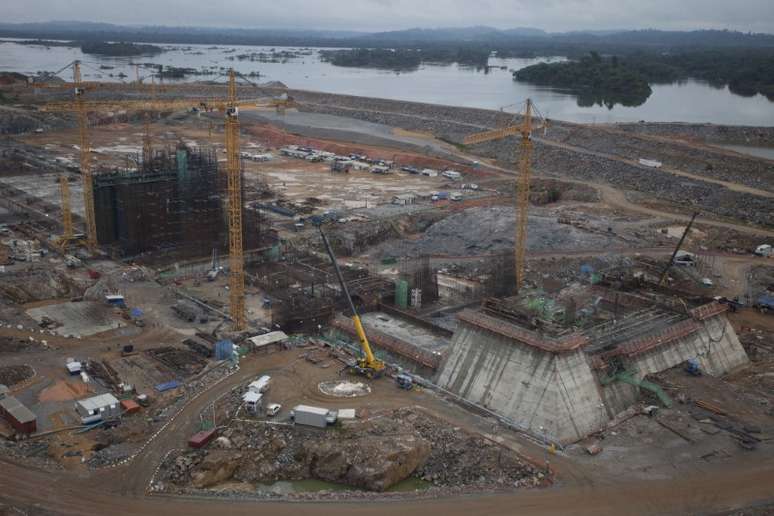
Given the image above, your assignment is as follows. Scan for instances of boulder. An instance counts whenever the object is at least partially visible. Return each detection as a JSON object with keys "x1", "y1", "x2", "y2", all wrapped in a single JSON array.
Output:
[
  {"x1": 191, "y1": 450, "x2": 242, "y2": 488},
  {"x1": 305, "y1": 434, "x2": 430, "y2": 491}
]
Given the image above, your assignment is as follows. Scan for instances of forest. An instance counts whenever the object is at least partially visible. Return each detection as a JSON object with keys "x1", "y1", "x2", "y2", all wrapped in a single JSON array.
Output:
[
  {"x1": 514, "y1": 53, "x2": 653, "y2": 108},
  {"x1": 515, "y1": 49, "x2": 774, "y2": 103},
  {"x1": 319, "y1": 47, "x2": 490, "y2": 70}
]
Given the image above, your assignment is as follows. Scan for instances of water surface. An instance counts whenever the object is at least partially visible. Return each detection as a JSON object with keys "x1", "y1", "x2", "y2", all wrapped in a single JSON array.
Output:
[{"x1": 2, "y1": 39, "x2": 773, "y2": 126}]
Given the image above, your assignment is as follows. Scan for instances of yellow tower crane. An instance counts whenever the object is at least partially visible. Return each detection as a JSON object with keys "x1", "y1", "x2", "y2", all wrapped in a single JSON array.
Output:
[
  {"x1": 71, "y1": 61, "x2": 100, "y2": 251},
  {"x1": 463, "y1": 99, "x2": 547, "y2": 292},
  {"x1": 40, "y1": 74, "x2": 294, "y2": 330},
  {"x1": 224, "y1": 69, "x2": 246, "y2": 330},
  {"x1": 55, "y1": 174, "x2": 74, "y2": 250}
]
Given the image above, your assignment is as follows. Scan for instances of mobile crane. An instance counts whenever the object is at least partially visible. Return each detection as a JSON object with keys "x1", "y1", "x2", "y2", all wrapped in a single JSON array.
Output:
[{"x1": 317, "y1": 224, "x2": 385, "y2": 378}]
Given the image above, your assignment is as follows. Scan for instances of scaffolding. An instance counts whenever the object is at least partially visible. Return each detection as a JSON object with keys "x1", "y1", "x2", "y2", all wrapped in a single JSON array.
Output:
[{"x1": 92, "y1": 146, "x2": 264, "y2": 261}]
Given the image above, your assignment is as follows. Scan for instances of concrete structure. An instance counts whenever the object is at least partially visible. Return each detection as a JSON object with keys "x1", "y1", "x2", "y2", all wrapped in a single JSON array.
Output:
[
  {"x1": 437, "y1": 290, "x2": 748, "y2": 444},
  {"x1": 75, "y1": 393, "x2": 121, "y2": 423}
]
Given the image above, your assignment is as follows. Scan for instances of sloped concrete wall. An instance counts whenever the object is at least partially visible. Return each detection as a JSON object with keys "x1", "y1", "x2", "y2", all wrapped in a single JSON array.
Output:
[
  {"x1": 600, "y1": 314, "x2": 747, "y2": 415},
  {"x1": 627, "y1": 314, "x2": 747, "y2": 381},
  {"x1": 437, "y1": 322, "x2": 607, "y2": 444}
]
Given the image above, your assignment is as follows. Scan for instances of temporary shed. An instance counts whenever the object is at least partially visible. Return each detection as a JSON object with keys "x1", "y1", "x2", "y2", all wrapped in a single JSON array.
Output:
[
  {"x1": 120, "y1": 399, "x2": 141, "y2": 415},
  {"x1": 247, "y1": 331, "x2": 288, "y2": 353},
  {"x1": 0, "y1": 395, "x2": 36, "y2": 434},
  {"x1": 75, "y1": 393, "x2": 121, "y2": 423}
]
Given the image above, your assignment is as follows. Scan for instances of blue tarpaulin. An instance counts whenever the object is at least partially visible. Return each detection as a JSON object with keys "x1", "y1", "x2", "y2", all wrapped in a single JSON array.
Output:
[
  {"x1": 130, "y1": 308, "x2": 143, "y2": 319},
  {"x1": 215, "y1": 340, "x2": 234, "y2": 361},
  {"x1": 155, "y1": 380, "x2": 180, "y2": 392}
]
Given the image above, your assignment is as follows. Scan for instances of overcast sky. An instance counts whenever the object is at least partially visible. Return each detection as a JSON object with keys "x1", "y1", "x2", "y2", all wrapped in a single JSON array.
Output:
[{"x1": 5, "y1": 0, "x2": 774, "y2": 33}]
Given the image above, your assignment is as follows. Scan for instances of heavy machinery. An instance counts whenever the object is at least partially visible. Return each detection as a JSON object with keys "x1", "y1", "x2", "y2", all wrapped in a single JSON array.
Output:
[
  {"x1": 658, "y1": 211, "x2": 699, "y2": 286},
  {"x1": 463, "y1": 99, "x2": 547, "y2": 292},
  {"x1": 39, "y1": 68, "x2": 293, "y2": 330},
  {"x1": 317, "y1": 224, "x2": 385, "y2": 378}
]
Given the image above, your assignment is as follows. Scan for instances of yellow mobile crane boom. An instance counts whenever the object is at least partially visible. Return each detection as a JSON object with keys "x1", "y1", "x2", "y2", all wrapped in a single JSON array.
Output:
[
  {"x1": 317, "y1": 225, "x2": 384, "y2": 378},
  {"x1": 463, "y1": 99, "x2": 546, "y2": 292}
]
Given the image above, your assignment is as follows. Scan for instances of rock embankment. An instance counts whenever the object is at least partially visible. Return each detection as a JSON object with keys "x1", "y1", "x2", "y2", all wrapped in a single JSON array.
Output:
[
  {"x1": 614, "y1": 122, "x2": 774, "y2": 146},
  {"x1": 292, "y1": 94, "x2": 773, "y2": 227}
]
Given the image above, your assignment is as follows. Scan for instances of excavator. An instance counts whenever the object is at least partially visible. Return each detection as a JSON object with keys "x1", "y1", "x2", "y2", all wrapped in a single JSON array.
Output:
[{"x1": 317, "y1": 224, "x2": 385, "y2": 378}]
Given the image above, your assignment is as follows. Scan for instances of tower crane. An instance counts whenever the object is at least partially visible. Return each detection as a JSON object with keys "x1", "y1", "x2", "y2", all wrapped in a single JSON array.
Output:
[
  {"x1": 40, "y1": 70, "x2": 294, "y2": 330},
  {"x1": 55, "y1": 175, "x2": 74, "y2": 250},
  {"x1": 463, "y1": 99, "x2": 547, "y2": 292}
]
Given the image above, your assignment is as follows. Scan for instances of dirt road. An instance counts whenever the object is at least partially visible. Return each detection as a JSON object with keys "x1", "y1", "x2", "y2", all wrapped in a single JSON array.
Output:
[
  {"x1": 1, "y1": 452, "x2": 772, "y2": 515},
  {"x1": 2, "y1": 344, "x2": 774, "y2": 514}
]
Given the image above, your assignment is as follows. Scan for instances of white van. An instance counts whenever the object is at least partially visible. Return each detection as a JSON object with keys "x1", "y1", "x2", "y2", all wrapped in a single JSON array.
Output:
[{"x1": 754, "y1": 244, "x2": 772, "y2": 257}]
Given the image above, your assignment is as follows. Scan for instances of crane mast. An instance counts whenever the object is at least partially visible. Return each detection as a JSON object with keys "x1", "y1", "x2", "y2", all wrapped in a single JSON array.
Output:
[
  {"x1": 463, "y1": 99, "x2": 544, "y2": 292},
  {"x1": 225, "y1": 69, "x2": 246, "y2": 330},
  {"x1": 514, "y1": 99, "x2": 533, "y2": 290},
  {"x1": 40, "y1": 67, "x2": 295, "y2": 330},
  {"x1": 73, "y1": 61, "x2": 99, "y2": 251},
  {"x1": 56, "y1": 175, "x2": 74, "y2": 249}
]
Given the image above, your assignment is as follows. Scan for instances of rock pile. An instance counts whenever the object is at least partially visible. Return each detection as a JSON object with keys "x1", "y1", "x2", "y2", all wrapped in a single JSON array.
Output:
[{"x1": 161, "y1": 407, "x2": 545, "y2": 496}]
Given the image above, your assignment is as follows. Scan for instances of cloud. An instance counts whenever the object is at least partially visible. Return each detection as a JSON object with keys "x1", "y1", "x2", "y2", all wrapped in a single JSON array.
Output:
[{"x1": 4, "y1": 0, "x2": 774, "y2": 33}]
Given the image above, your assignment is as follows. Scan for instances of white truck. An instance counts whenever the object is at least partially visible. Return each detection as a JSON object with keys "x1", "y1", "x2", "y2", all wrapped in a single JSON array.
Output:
[{"x1": 290, "y1": 405, "x2": 337, "y2": 428}]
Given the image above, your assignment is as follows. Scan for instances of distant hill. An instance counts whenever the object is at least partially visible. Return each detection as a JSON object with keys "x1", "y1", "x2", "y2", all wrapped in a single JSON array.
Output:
[{"x1": 0, "y1": 21, "x2": 772, "y2": 50}]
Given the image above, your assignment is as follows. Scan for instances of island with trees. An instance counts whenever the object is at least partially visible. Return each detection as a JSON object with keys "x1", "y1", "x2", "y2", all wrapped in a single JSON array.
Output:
[
  {"x1": 319, "y1": 47, "x2": 490, "y2": 71},
  {"x1": 514, "y1": 52, "x2": 653, "y2": 107},
  {"x1": 80, "y1": 41, "x2": 163, "y2": 57}
]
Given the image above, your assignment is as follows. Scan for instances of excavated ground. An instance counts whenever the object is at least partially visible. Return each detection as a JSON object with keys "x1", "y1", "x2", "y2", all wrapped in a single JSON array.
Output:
[{"x1": 159, "y1": 406, "x2": 546, "y2": 499}]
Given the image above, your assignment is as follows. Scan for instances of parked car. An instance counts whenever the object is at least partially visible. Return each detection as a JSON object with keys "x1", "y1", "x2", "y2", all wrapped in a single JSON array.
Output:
[{"x1": 266, "y1": 403, "x2": 282, "y2": 417}]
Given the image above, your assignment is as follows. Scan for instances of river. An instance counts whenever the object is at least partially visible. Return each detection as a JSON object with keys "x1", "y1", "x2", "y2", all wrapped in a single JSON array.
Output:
[{"x1": 2, "y1": 39, "x2": 774, "y2": 126}]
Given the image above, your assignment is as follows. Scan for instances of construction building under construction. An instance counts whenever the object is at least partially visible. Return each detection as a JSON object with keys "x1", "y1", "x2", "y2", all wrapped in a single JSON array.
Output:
[{"x1": 93, "y1": 146, "x2": 265, "y2": 259}]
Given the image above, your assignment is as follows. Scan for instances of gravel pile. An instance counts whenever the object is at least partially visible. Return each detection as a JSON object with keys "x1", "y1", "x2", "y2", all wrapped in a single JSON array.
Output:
[{"x1": 371, "y1": 206, "x2": 614, "y2": 258}]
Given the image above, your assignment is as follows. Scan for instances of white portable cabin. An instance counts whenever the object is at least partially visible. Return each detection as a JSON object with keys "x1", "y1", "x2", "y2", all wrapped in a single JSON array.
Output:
[
  {"x1": 75, "y1": 393, "x2": 120, "y2": 423},
  {"x1": 242, "y1": 390, "x2": 263, "y2": 413},
  {"x1": 248, "y1": 375, "x2": 271, "y2": 394}
]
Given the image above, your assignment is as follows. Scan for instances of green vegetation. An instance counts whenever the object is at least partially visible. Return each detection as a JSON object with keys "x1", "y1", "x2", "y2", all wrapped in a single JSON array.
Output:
[
  {"x1": 624, "y1": 50, "x2": 774, "y2": 100},
  {"x1": 514, "y1": 53, "x2": 653, "y2": 108},
  {"x1": 515, "y1": 49, "x2": 774, "y2": 106},
  {"x1": 18, "y1": 39, "x2": 78, "y2": 47},
  {"x1": 80, "y1": 41, "x2": 163, "y2": 56},
  {"x1": 320, "y1": 49, "x2": 421, "y2": 70},
  {"x1": 320, "y1": 47, "x2": 490, "y2": 70}
]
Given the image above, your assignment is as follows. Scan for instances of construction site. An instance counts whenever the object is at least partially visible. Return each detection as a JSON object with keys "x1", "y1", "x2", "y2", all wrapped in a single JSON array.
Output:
[{"x1": 0, "y1": 63, "x2": 774, "y2": 515}]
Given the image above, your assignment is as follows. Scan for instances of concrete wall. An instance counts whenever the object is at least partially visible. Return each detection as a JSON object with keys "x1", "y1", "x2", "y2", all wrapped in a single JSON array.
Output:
[
  {"x1": 438, "y1": 313, "x2": 748, "y2": 444},
  {"x1": 601, "y1": 314, "x2": 748, "y2": 414},
  {"x1": 436, "y1": 322, "x2": 607, "y2": 444}
]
